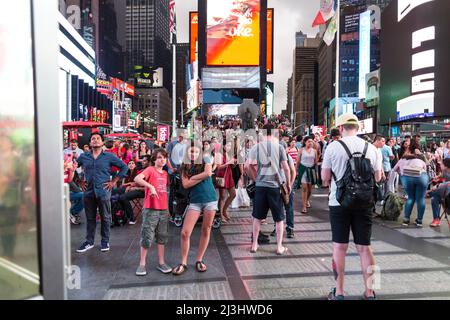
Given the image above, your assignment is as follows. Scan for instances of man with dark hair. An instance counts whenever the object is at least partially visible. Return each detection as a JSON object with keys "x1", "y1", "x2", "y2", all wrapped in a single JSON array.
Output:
[
  {"x1": 64, "y1": 139, "x2": 84, "y2": 159},
  {"x1": 245, "y1": 123, "x2": 291, "y2": 255},
  {"x1": 76, "y1": 132, "x2": 128, "y2": 253},
  {"x1": 322, "y1": 128, "x2": 341, "y2": 183},
  {"x1": 322, "y1": 113, "x2": 382, "y2": 300}
]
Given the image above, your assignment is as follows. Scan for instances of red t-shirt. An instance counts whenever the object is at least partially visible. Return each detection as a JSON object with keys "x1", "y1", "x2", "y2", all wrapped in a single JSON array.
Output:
[{"x1": 141, "y1": 166, "x2": 169, "y2": 210}]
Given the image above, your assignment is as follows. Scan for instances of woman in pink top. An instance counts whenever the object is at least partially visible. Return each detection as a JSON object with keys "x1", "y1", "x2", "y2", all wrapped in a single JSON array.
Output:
[{"x1": 393, "y1": 155, "x2": 428, "y2": 227}]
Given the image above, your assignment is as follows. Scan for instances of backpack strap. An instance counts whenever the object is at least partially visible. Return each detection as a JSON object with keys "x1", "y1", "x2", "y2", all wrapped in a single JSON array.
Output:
[
  {"x1": 337, "y1": 140, "x2": 353, "y2": 159},
  {"x1": 362, "y1": 142, "x2": 369, "y2": 158}
]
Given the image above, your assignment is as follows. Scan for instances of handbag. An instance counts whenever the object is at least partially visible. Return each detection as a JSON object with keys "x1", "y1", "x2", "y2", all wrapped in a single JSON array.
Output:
[
  {"x1": 214, "y1": 166, "x2": 228, "y2": 188},
  {"x1": 403, "y1": 164, "x2": 423, "y2": 177},
  {"x1": 276, "y1": 175, "x2": 290, "y2": 205}
]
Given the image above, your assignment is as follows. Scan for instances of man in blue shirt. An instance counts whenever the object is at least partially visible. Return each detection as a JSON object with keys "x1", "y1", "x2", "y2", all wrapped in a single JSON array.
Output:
[{"x1": 76, "y1": 133, "x2": 128, "y2": 253}]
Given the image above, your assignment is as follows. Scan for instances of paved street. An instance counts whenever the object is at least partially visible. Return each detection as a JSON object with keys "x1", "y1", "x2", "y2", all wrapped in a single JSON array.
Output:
[{"x1": 68, "y1": 190, "x2": 450, "y2": 300}]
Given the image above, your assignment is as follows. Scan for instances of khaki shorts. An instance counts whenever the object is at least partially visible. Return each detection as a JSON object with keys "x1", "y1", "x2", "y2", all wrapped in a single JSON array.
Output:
[{"x1": 140, "y1": 209, "x2": 169, "y2": 248}]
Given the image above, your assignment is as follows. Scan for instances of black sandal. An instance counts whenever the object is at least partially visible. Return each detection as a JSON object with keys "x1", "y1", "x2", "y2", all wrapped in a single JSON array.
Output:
[
  {"x1": 195, "y1": 261, "x2": 207, "y2": 272},
  {"x1": 172, "y1": 264, "x2": 187, "y2": 275}
]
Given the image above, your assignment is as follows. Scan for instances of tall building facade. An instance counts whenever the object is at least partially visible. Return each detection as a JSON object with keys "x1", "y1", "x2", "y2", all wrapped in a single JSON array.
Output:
[
  {"x1": 339, "y1": 0, "x2": 392, "y2": 97},
  {"x1": 176, "y1": 43, "x2": 189, "y2": 123},
  {"x1": 134, "y1": 87, "x2": 171, "y2": 134},
  {"x1": 97, "y1": 0, "x2": 124, "y2": 78},
  {"x1": 125, "y1": 0, "x2": 171, "y2": 90},
  {"x1": 292, "y1": 33, "x2": 319, "y2": 132},
  {"x1": 317, "y1": 40, "x2": 336, "y2": 126}
]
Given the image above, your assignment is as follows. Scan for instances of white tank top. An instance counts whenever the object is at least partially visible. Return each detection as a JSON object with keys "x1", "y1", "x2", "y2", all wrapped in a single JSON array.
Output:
[{"x1": 300, "y1": 148, "x2": 315, "y2": 167}]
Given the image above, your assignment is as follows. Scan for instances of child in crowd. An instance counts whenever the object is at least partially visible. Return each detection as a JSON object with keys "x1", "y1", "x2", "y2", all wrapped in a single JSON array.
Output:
[{"x1": 134, "y1": 148, "x2": 172, "y2": 276}]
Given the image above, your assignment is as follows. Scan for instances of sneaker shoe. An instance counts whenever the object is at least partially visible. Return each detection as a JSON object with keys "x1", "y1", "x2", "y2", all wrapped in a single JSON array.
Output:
[
  {"x1": 76, "y1": 241, "x2": 94, "y2": 253},
  {"x1": 415, "y1": 219, "x2": 423, "y2": 227},
  {"x1": 157, "y1": 263, "x2": 173, "y2": 274},
  {"x1": 100, "y1": 241, "x2": 110, "y2": 252},
  {"x1": 128, "y1": 219, "x2": 136, "y2": 225},
  {"x1": 70, "y1": 214, "x2": 76, "y2": 224},
  {"x1": 328, "y1": 287, "x2": 344, "y2": 300},
  {"x1": 402, "y1": 219, "x2": 410, "y2": 226},
  {"x1": 430, "y1": 218, "x2": 441, "y2": 227},
  {"x1": 286, "y1": 229, "x2": 294, "y2": 239},
  {"x1": 135, "y1": 265, "x2": 147, "y2": 276}
]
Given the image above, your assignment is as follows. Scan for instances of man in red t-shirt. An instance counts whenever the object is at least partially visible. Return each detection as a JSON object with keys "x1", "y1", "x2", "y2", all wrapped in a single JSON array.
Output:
[{"x1": 134, "y1": 148, "x2": 172, "y2": 276}]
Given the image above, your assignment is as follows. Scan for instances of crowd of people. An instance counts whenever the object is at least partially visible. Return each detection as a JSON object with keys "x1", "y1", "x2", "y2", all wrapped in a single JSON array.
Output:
[{"x1": 62, "y1": 112, "x2": 450, "y2": 300}]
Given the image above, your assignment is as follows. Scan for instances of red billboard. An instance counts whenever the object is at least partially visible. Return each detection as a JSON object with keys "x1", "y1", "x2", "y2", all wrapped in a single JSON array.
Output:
[
  {"x1": 190, "y1": 12, "x2": 199, "y2": 64},
  {"x1": 266, "y1": 8, "x2": 274, "y2": 74},
  {"x1": 206, "y1": 0, "x2": 261, "y2": 66}
]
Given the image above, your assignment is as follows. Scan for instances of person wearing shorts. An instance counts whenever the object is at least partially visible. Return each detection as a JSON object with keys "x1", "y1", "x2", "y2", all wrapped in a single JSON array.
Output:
[
  {"x1": 322, "y1": 113, "x2": 382, "y2": 300},
  {"x1": 172, "y1": 144, "x2": 218, "y2": 275},
  {"x1": 134, "y1": 149, "x2": 172, "y2": 276},
  {"x1": 245, "y1": 124, "x2": 291, "y2": 255}
]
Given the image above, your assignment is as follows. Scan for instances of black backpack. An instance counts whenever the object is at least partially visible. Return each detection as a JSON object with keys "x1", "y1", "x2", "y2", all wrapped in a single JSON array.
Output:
[{"x1": 333, "y1": 140, "x2": 376, "y2": 210}]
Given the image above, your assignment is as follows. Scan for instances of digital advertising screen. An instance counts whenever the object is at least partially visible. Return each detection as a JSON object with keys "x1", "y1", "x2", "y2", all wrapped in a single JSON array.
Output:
[
  {"x1": 206, "y1": 0, "x2": 261, "y2": 66},
  {"x1": 380, "y1": 0, "x2": 450, "y2": 124},
  {"x1": 189, "y1": 12, "x2": 198, "y2": 65},
  {"x1": 202, "y1": 67, "x2": 260, "y2": 89},
  {"x1": 266, "y1": 8, "x2": 273, "y2": 74}
]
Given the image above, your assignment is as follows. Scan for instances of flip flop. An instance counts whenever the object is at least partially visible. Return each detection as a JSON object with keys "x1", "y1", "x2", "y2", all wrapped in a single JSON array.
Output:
[
  {"x1": 276, "y1": 246, "x2": 288, "y2": 255},
  {"x1": 306, "y1": 202, "x2": 311, "y2": 208},
  {"x1": 301, "y1": 208, "x2": 308, "y2": 214},
  {"x1": 172, "y1": 264, "x2": 188, "y2": 275},
  {"x1": 195, "y1": 261, "x2": 207, "y2": 272}
]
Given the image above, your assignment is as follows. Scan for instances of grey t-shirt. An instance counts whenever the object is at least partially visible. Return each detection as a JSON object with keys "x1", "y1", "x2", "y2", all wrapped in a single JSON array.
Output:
[{"x1": 248, "y1": 140, "x2": 287, "y2": 188}]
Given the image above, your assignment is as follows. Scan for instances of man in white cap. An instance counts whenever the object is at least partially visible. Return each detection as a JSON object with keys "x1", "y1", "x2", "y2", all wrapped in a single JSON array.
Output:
[{"x1": 321, "y1": 113, "x2": 382, "y2": 300}]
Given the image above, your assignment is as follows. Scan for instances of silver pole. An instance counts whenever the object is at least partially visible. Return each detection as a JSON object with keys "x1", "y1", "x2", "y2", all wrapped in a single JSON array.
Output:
[
  {"x1": 172, "y1": 42, "x2": 177, "y2": 137},
  {"x1": 179, "y1": 98, "x2": 184, "y2": 128},
  {"x1": 335, "y1": 0, "x2": 341, "y2": 115}
]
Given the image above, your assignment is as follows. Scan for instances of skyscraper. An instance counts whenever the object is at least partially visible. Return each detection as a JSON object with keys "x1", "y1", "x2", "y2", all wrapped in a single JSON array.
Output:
[
  {"x1": 125, "y1": 0, "x2": 171, "y2": 90},
  {"x1": 292, "y1": 33, "x2": 320, "y2": 132}
]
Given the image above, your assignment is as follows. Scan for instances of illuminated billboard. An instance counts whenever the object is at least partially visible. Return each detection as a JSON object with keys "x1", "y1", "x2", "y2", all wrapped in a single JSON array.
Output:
[
  {"x1": 206, "y1": 0, "x2": 261, "y2": 66},
  {"x1": 266, "y1": 8, "x2": 274, "y2": 74},
  {"x1": 202, "y1": 67, "x2": 260, "y2": 89},
  {"x1": 380, "y1": 0, "x2": 449, "y2": 124},
  {"x1": 358, "y1": 10, "x2": 371, "y2": 99},
  {"x1": 133, "y1": 66, "x2": 163, "y2": 88},
  {"x1": 189, "y1": 12, "x2": 198, "y2": 65},
  {"x1": 207, "y1": 104, "x2": 240, "y2": 116}
]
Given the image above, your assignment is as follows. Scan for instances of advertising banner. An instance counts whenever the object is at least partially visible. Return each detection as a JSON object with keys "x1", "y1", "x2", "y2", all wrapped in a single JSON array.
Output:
[
  {"x1": 206, "y1": 0, "x2": 261, "y2": 66},
  {"x1": 157, "y1": 125, "x2": 170, "y2": 142},
  {"x1": 357, "y1": 118, "x2": 374, "y2": 134},
  {"x1": 365, "y1": 69, "x2": 380, "y2": 105},
  {"x1": 202, "y1": 67, "x2": 260, "y2": 89},
  {"x1": 189, "y1": 12, "x2": 198, "y2": 64},
  {"x1": 133, "y1": 66, "x2": 163, "y2": 88},
  {"x1": 266, "y1": 8, "x2": 273, "y2": 73},
  {"x1": 380, "y1": 0, "x2": 449, "y2": 124},
  {"x1": 359, "y1": 10, "x2": 371, "y2": 99}
]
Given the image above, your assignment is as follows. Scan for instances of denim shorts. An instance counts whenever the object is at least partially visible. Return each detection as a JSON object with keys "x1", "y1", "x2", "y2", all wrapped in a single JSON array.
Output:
[
  {"x1": 140, "y1": 209, "x2": 169, "y2": 248},
  {"x1": 187, "y1": 201, "x2": 218, "y2": 213}
]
